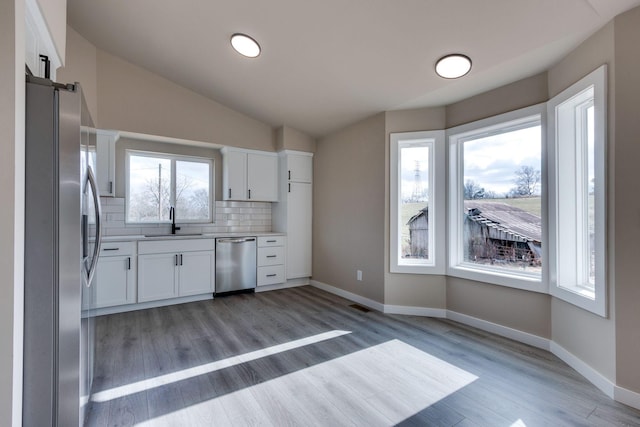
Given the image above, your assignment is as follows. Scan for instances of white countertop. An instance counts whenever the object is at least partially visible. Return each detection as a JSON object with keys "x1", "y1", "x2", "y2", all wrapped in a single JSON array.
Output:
[{"x1": 100, "y1": 231, "x2": 285, "y2": 242}]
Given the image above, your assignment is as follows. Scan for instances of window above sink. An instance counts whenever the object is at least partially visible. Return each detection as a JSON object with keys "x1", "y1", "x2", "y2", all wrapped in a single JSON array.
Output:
[{"x1": 125, "y1": 150, "x2": 214, "y2": 224}]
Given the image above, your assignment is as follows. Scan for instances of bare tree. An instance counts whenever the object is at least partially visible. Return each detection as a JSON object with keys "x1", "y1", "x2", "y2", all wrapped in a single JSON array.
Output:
[
  {"x1": 464, "y1": 180, "x2": 486, "y2": 199},
  {"x1": 510, "y1": 166, "x2": 540, "y2": 197}
]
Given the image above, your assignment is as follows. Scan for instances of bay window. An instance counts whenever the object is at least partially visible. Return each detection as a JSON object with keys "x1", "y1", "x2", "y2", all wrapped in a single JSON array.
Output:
[
  {"x1": 390, "y1": 131, "x2": 445, "y2": 274},
  {"x1": 447, "y1": 105, "x2": 546, "y2": 292},
  {"x1": 548, "y1": 65, "x2": 607, "y2": 316}
]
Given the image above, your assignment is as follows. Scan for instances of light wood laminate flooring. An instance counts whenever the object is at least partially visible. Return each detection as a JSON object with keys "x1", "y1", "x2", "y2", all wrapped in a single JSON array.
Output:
[{"x1": 85, "y1": 285, "x2": 640, "y2": 426}]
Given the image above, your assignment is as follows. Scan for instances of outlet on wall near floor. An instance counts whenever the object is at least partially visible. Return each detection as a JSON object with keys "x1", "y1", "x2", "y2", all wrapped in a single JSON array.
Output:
[{"x1": 357, "y1": 270, "x2": 362, "y2": 281}]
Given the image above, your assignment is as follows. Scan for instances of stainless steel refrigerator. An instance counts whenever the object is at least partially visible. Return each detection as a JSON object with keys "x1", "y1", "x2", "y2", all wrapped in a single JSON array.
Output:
[{"x1": 24, "y1": 76, "x2": 103, "y2": 426}]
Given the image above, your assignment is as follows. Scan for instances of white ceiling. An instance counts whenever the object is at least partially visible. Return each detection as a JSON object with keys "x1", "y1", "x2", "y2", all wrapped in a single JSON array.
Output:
[{"x1": 67, "y1": 0, "x2": 640, "y2": 138}]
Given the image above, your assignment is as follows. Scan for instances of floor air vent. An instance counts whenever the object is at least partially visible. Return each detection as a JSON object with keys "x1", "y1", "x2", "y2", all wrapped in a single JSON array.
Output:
[{"x1": 349, "y1": 304, "x2": 370, "y2": 313}]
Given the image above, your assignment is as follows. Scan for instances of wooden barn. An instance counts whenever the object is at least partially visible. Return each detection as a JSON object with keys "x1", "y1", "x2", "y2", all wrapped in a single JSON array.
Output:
[
  {"x1": 464, "y1": 201, "x2": 541, "y2": 265},
  {"x1": 407, "y1": 201, "x2": 542, "y2": 265},
  {"x1": 407, "y1": 207, "x2": 429, "y2": 258}
]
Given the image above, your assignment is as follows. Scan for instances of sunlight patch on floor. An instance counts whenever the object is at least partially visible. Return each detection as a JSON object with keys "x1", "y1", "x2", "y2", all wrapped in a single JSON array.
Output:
[
  {"x1": 91, "y1": 329, "x2": 351, "y2": 403},
  {"x1": 136, "y1": 339, "x2": 478, "y2": 426},
  {"x1": 511, "y1": 419, "x2": 528, "y2": 427}
]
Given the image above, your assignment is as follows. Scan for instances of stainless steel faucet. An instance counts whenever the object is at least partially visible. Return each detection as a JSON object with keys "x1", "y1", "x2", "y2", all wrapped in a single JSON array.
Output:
[{"x1": 169, "y1": 206, "x2": 180, "y2": 234}]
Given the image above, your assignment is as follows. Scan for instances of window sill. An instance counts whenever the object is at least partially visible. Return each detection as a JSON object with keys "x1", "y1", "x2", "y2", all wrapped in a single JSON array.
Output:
[{"x1": 447, "y1": 264, "x2": 546, "y2": 293}]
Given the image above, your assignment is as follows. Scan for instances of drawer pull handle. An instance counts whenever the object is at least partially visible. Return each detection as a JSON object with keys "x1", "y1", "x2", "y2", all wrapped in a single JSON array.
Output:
[
  {"x1": 103, "y1": 248, "x2": 119, "y2": 251},
  {"x1": 266, "y1": 240, "x2": 277, "y2": 243},
  {"x1": 266, "y1": 255, "x2": 277, "y2": 258},
  {"x1": 266, "y1": 274, "x2": 277, "y2": 277}
]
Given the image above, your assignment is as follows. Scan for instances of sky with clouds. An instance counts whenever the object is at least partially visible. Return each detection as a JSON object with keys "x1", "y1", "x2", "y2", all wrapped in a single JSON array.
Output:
[{"x1": 399, "y1": 125, "x2": 542, "y2": 200}]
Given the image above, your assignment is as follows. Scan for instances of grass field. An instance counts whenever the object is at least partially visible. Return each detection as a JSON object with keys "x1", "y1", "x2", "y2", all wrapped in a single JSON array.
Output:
[{"x1": 400, "y1": 197, "x2": 542, "y2": 230}]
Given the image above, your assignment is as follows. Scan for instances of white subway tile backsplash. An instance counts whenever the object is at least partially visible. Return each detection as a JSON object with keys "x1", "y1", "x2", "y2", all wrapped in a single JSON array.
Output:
[{"x1": 100, "y1": 199, "x2": 271, "y2": 236}]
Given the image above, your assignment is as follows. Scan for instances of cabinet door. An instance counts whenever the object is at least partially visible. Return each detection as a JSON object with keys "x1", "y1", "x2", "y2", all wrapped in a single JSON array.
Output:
[
  {"x1": 178, "y1": 251, "x2": 215, "y2": 296},
  {"x1": 287, "y1": 154, "x2": 313, "y2": 183},
  {"x1": 247, "y1": 153, "x2": 278, "y2": 201},
  {"x1": 287, "y1": 182, "x2": 312, "y2": 279},
  {"x1": 224, "y1": 150, "x2": 247, "y2": 200},
  {"x1": 96, "y1": 131, "x2": 115, "y2": 196},
  {"x1": 94, "y1": 256, "x2": 135, "y2": 308},
  {"x1": 138, "y1": 253, "x2": 177, "y2": 302}
]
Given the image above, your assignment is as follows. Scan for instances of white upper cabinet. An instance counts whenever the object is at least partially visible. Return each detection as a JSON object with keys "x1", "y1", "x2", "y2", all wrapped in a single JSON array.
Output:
[
  {"x1": 95, "y1": 130, "x2": 118, "y2": 197},
  {"x1": 25, "y1": 0, "x2": 64, "y2": 80},
  {"x1": 247, "y1": 152, "x2": 278, "y2": 201},
  {"x1": 287, "y1": 153, "x2": 313, "y2": 183},
  {"x1": 224, "y1": 149, "x2": 246, "y2": 200},
  {"x1": 221, "y1": 147, "x2": 278, "y2": 202}
]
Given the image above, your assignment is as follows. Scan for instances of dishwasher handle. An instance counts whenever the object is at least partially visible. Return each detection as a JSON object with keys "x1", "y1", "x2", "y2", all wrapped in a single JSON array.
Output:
[{"x1": 216, "y1": 237, "x2": 256, "y2": 244}]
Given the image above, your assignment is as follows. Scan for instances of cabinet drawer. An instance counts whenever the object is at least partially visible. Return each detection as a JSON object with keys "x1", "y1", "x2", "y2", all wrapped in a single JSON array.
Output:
[
  {"x1": 257, "y1": 246, "x2": 284, "y2": 266},
  {"x1": 257, "y1": 265, "x2": 285, "y2": 286},
  {"x1": 138, "y1": 238, "x2": 215, "y2": 255},
  {"x1": 257, "y1": 235, "x2": 285, "y2": 247},
  {"x1": 100, "y1": 241, "x2": 135, "y2": 257}
]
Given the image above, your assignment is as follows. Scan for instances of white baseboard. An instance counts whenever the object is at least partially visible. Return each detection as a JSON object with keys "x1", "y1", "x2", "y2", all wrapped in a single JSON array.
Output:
[
  {"x1": 550, "y1": 342, "x2": 615, "y2": 398},
  {"x1": 255, "y1": 278, "x2": 308, "y2": 293},
  {"x1": 447, "y1": 310, "x2": 551, "y2": 351},
  {"x1": 84, "y1": 293, "x2": 213, "y2": 317},
  {"x1": 614, "y1": 385, "x2": 640, "y2": 410},
  {"x1": 309, "y1": 280, "x2": 385, "y2": 312},
  {"x1": 384, "y1": 305, "x2": 446, "y2": 318}
]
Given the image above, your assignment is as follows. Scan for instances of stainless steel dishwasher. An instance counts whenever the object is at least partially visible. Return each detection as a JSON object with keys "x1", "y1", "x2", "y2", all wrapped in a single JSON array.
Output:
[{"x1": 215, "y1": 237, "x2": 257, "y2": 294}]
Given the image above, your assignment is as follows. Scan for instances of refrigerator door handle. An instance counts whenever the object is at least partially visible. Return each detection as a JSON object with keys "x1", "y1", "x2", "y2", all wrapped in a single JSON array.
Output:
[{"x1": 83, "y1": 166, "x2": 103, "y2": 287}]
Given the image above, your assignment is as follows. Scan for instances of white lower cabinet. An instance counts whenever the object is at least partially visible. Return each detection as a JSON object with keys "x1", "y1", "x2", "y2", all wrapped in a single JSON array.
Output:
[
  {"x1": 138, "y1": 239, "x2": 215, "y2": 303},
  {"x1": 87, "y1": 242, "x2": 136, "y2": 310},
  {"x1": 137, "y1": 253, "x2": 177, "y2": 302},
  {"x1": 257, "y1": 236, "x2": 286, "y2": 286}
]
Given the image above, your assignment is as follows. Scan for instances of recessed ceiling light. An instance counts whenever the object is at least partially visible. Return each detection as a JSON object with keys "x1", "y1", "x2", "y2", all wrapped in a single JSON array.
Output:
[
  {"x1": 231, "y1": 33, "x2": 261, "y2": 58},
  {"x1": 435, "y1": 54, "x2": 472, "y2": 79}
]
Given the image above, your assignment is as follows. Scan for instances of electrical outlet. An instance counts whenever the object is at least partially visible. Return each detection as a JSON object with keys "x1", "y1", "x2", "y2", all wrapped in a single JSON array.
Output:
[{"x1": 357, "y1": 270, "x2": 363, "y2": 281}]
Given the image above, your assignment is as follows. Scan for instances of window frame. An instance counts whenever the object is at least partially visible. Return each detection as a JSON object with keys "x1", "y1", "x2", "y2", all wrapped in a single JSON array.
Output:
[
  {"x1": 547, "y1": 65, "x2": 607, "y2": 317},
  {"x1": 447, "y1": 104, "x2": 547, "y2": 293},
  {"x1": 390, "y1": 130, "x2": 446, "y2": 274},
  {"x1": 125, "y1": 149, "x2": 214, "y2": 224}
]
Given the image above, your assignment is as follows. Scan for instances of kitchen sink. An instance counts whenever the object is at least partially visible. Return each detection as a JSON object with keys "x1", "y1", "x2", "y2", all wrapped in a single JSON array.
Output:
[{"x1": 144, "y1": 233, "x2": 203, "y2": 238}]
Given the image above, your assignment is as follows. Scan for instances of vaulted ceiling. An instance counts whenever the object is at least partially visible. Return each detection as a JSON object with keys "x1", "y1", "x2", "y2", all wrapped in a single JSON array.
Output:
[{"x1": 67, "y1": 0, "x2": 640, "y2": 138}]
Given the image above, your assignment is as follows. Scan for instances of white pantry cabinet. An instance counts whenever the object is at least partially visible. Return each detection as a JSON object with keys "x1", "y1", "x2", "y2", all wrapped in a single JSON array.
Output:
[
  {"x1": 221, "y1": 147, "x2": 278, "y2": 202},
  {"x1": 272, "y1": 151, "x2": 313, "y2": 280},
  {"x1": 138, "y1": 239, "x2": 215, "y2": 302},
  {"x1": 85, "y1": 241, "x2": 136, "y2": 309}
]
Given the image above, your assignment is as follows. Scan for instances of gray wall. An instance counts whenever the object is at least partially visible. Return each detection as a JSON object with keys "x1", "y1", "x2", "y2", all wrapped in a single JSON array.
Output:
[
  {"x1": 613, "y1": 6, "x2": 640, "y2": 393},
  {"x1": 57, "y1": 26, "x2": 98, "y2": 123},
  {"x1": 275, "y1": 125, "x2": 317, "y2": 153},
  {"x1": 314, "y1": 113, "x2": 386, "y2": 303},
  {"x1": 1, "y1": 1, "x2": 25, "y2": 424},
  {"x1": 96, "y1": 49, "x2": 275, "y2": 150},
  {"x1": 384, "y1": 107, "x2": 448, "y2": 308},
  {"x1": 547, "y1": 20, "x2": 617, "y2": 381}
]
